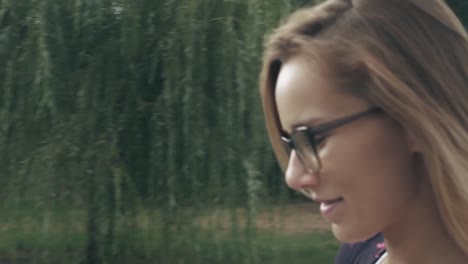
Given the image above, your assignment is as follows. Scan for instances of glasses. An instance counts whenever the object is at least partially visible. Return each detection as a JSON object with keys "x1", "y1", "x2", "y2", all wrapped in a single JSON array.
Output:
[{"x1": 281, "y1": 107, "x2": 381, "y2": 174}]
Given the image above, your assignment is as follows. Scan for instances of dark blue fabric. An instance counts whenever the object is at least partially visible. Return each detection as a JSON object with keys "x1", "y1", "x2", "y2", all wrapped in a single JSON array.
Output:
[{"x1": 334, "y1": 233, "x2": 385, "y2": 264}]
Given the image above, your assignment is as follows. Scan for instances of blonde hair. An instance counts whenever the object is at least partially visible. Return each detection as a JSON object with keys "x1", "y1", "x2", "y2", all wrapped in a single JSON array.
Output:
[{"x1": 260, "y1": 0, "x2": 468, "y2": 255}]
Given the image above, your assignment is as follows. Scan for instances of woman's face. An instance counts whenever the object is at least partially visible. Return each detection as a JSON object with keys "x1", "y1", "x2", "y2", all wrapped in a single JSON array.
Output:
[{"x1": 275, "y1": 55, "x2": 424, "y2": 243}]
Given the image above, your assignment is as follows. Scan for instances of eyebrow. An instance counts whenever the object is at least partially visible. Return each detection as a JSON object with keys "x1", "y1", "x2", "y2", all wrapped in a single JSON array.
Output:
[
  {"x1": 288, "y1": 107, "x2": 382, "y2": 135},
  {"x1": 282, "y1": 117, "x2": 328, "y2": 136},
  {"x1": 282, "y1": 107, "x2": 382, "y2": 137}
]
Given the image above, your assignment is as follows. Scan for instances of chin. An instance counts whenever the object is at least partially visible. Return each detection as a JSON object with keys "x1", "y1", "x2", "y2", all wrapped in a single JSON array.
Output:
[{"x1": 331, "y1": 223, "x2": 380, "y2": 243}]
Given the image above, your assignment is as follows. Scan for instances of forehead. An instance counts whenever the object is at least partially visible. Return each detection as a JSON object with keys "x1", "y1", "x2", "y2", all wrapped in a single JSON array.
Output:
[{"x1": 274, "y1": 56, "x2": 368, "y2": 133}]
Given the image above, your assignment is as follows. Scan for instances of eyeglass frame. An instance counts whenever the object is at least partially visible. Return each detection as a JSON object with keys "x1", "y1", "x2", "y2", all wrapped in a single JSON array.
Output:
[{"x1": 281, "y1": 107, "x2": 382, "y2": 174}]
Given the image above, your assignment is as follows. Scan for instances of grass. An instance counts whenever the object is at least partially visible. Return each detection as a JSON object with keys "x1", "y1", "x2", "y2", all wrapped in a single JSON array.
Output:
[{"x1": 0, "y1": 204, "x2": 339, "y2": 264}]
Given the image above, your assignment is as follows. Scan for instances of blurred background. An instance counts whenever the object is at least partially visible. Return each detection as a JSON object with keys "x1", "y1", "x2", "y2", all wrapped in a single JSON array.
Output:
[{"x1": 0, "y1": 0, "x2": 466, "y2": 263}]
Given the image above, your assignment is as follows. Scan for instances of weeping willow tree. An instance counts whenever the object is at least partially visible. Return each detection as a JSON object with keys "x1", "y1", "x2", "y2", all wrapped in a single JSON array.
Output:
[
  {"x1": 0, "y1": 0, "x2": 466, "y2": 263},
  {"x1": 0, "y1": 0, "x2": 313, "y2": 263}
]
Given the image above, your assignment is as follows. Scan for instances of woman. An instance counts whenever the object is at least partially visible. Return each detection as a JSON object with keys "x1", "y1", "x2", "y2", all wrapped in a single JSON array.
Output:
[{"x1": 259, "y1": 0, "x2": 468, "y2": 263}]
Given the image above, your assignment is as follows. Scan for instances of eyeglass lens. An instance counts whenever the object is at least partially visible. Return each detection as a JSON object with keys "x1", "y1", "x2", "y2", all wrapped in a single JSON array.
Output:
[{"x1": 291, "y1": 132, "x2": 321, "y2": 173}]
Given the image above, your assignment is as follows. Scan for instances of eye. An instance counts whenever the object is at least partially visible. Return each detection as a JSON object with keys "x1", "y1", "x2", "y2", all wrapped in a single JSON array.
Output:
[{"x1": 313, "y1": 133, "x2": 329, "y2": 147}]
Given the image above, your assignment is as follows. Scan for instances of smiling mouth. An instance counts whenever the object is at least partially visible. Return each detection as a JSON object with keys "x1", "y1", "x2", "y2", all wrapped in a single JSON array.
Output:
[
  {"x1": 319, "y1": 197, "x2": 343, "y2": 218},
  {"x1": 315, "y1": 197, "x2": 343, "y2": 204}
]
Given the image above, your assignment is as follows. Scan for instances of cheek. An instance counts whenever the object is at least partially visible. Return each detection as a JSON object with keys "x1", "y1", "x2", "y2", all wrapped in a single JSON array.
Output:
[
  {"x1": 324, "y1": 119, "x2": 417, "y2": 195},
  {"x1": 322, "y1": 120, "x2": 420, "y2": 240}
]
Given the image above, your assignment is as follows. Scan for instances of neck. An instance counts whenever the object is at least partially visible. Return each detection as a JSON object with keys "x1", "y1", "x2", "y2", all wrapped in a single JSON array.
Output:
[{"x1": 381, "y1": 180, "x2": 467, "y2": 264}]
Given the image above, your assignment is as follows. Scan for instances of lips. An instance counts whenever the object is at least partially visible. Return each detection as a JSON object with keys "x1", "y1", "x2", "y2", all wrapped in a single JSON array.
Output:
[
  {"x1": 318, "y1": 197, "x2": 344, "y2": 219},
  {"x1": 315, "y1": 197, "x2": 343, "y2": 205}
]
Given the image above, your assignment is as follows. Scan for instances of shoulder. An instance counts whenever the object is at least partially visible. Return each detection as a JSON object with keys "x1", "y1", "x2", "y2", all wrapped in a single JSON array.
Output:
[{"x1": 334, "y1": 233, "x2": 386, "y2": 264}]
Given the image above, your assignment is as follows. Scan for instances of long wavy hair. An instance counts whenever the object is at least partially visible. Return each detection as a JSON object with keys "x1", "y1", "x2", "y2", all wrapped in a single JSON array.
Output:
[{"x1": 259, "y1": 0, "x2": 468, "y2": 255}]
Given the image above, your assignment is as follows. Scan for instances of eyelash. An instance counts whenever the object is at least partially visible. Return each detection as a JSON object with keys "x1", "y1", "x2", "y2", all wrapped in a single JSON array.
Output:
[{"x1": 313, "y1": 133, "x2": 329, "y2": 146}]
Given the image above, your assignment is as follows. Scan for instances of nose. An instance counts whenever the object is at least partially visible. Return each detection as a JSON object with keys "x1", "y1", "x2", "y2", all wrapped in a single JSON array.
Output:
[{"x1": 285, "y1": 150, "x2": 320, "y2": 191}]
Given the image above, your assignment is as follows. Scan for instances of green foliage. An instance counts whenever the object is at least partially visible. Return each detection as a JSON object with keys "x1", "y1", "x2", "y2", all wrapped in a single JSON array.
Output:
[
  {"x1": 0, "y1": 0, "x2": 308, "y2": 262},
  {"x1": 447, "y1": 0, "x2": 468, "y2": 26},
  {"x1": 0, "y1": 205, "x2": 339, "y2": 263}
]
